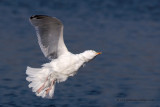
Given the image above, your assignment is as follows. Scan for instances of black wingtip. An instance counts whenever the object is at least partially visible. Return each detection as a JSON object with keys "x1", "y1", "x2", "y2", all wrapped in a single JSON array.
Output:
[
  {"x1": 30, "y1": 15, "x2": 49, "y2": 19},
  {"x1": 30, "y1": 15, "x2": 35, "y2": 19}
]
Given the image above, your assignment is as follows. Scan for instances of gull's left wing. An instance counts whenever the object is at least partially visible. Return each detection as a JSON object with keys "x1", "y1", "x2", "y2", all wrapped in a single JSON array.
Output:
[{"x1": 30, "y1": 15, "x2": 68, "y2": 60}]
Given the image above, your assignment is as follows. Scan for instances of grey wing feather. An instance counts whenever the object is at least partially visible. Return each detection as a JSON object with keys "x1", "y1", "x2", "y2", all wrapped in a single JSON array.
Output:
[{"x1": 29, "y1": 15, "x2": 68, "y2": 60}]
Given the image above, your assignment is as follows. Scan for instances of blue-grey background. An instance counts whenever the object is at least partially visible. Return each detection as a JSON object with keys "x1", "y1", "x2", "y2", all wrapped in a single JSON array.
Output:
[{"x1": 0, "y1": 0, "x2": 160, "y2": 107}]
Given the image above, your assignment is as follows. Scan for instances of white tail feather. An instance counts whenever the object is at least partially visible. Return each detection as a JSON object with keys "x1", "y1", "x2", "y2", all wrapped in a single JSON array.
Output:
[{"x1": 26, "y1": 66, "x2": 56, "y2": 99}]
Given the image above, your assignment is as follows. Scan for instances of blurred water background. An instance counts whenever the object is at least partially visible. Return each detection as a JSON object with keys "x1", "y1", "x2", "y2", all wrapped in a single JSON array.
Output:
[{"x1": 0, "y1": 0, "x2": 160, "y2": 107}]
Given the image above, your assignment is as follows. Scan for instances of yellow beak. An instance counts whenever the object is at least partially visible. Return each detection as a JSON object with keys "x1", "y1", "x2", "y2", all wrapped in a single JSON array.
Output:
[{"x1": 96, "y1": 52, "x2": 102, "y2": 55}]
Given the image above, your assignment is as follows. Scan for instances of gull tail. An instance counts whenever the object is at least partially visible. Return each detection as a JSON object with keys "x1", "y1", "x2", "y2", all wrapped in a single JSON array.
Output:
[{"x1": 26, "y1": 66, "x2": 56, "y2": 99}]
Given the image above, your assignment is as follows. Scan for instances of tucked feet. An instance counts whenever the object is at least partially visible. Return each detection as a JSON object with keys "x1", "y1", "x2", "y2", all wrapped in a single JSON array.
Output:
[
  {"x1": 36, "y1": 78, "x2": 48, "y2": 94},
  {"x1": 37, "y1": 83, "x2": 45, "y2": 94},
  {"x1": 45, "y1": 80, "x2": 55, "y2": 95}
]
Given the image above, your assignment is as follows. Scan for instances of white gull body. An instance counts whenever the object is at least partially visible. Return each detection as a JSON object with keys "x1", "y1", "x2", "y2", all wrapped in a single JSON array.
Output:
[{"x1": 26, "y1": 15, "x2": 101, "y2": 99}]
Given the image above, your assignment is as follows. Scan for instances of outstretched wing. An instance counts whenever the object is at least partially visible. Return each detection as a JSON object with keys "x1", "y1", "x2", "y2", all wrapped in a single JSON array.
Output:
[{"x1": 30, "y1": 15, "x2": 68, "y2": 60}]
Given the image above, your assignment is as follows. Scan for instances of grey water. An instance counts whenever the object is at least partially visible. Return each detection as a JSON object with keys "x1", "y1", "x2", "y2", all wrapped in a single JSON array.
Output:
[{"x1": 0, "y1": 0, "x2": 160, "y2": 107}]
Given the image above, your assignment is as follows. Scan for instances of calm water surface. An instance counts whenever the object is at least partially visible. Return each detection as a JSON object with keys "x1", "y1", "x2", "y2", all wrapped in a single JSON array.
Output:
[{"x1": 0, "y1": 0, "x2": 160, "y2": 107}]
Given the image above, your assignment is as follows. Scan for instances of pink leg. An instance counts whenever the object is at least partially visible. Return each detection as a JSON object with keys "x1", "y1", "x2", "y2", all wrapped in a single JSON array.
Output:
[
  {"x1": 46, "y1": 80, "x2": 55, "y2": 95},
  {"x1": 36, "y1": 83, "x2": 45, "y2": 94},
  {"x1": 36, "y1": 78, "x2": 48, "y2": 94}
]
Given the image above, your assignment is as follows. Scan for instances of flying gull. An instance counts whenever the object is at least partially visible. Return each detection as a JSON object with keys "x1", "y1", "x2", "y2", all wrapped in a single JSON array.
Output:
[{"x1": 26, "y1": 15, "x2": 101, "y2": 99}]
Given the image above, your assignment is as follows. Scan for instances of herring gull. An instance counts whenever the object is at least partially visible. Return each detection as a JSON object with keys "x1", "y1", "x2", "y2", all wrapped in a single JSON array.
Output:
[{"x1": 26, "y1": 15, "x2": 101, "y2": 99}]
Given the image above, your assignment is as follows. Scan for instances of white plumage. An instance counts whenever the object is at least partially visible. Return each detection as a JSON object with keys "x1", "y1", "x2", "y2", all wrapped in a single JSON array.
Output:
[{"x1": 26, "y1": 15, "x2": 101, "y2": 99}]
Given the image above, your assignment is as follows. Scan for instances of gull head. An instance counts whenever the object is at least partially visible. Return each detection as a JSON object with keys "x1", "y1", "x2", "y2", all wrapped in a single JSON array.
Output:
[{"x1": 81, "y1": 50, "x2": 102, "y2": 62}]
